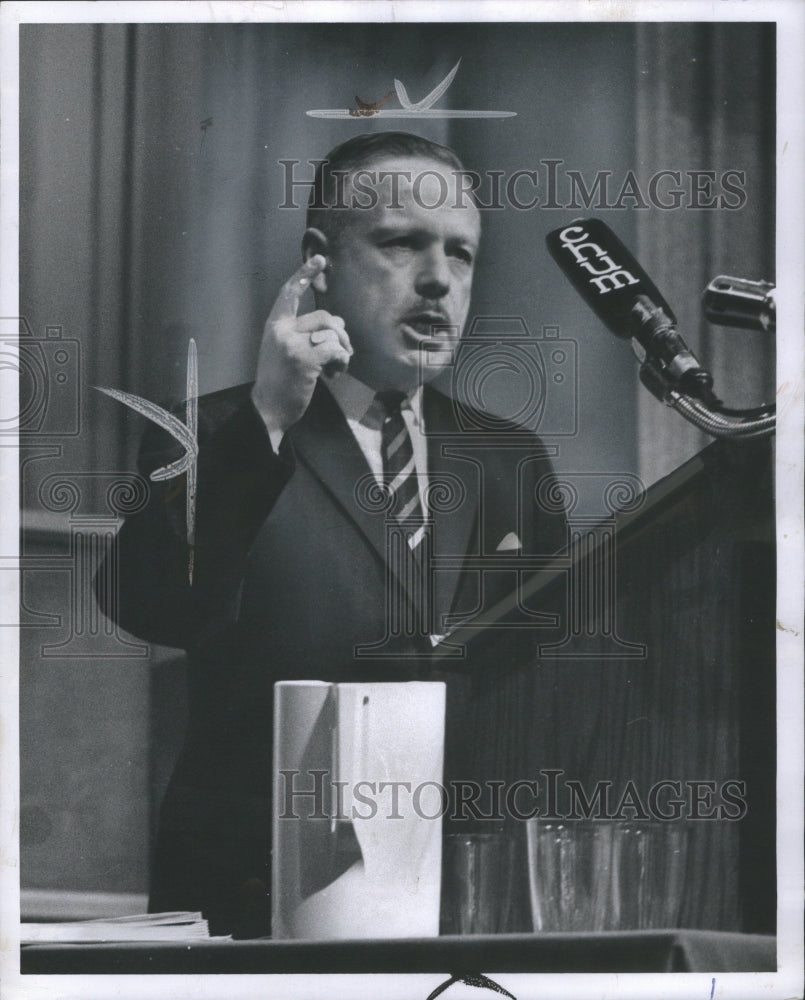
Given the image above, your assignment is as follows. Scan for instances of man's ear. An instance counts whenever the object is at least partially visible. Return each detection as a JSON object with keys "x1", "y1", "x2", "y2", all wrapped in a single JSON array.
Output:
[{"x1": 301, "y1": 228, "x2": 331, "y2": 293}]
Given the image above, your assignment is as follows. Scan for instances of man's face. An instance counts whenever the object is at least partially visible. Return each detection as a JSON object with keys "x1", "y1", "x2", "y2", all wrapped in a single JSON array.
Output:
[{"x1": 314, "y1": 156, "x2": 481, "y2": 391}]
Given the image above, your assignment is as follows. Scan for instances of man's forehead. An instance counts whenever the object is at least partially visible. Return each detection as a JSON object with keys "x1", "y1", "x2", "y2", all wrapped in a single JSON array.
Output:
[
  {"x1": 343, "y1": 155, "x2": 481, "y2": 234},
  {"x1": 353, "y1": 154, "x2": 460, "y2": 185}
]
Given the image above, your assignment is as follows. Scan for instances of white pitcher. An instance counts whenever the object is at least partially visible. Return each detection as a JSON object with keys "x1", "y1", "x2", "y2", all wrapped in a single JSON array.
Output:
[{"x1": 272, "y1": 680, "x2": 446, "y2": 940}]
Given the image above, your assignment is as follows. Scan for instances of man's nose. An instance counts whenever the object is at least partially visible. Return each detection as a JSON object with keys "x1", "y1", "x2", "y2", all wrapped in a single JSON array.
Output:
[{"x1": 414, "y1": 249, "x2": 451, "y2": 299}]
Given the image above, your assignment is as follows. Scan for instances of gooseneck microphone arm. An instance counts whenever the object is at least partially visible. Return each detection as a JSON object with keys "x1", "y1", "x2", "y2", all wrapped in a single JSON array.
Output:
[
  {"x1": 545, "y1": 219, "x2": 775, "y2": 441},
  {"x1": 638, "y1": 356, "x2": 776, "y2": 439}
]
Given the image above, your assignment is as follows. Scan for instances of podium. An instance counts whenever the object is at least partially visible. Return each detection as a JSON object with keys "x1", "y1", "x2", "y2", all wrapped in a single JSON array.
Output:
[{"x1": 435, "y1": 437, "x2": 775, "y2": 934}]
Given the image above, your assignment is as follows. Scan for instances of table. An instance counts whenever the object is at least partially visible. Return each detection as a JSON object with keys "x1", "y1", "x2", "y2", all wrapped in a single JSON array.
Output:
[{"x1": 21, "y1": 930, "x2": 776, "y2": 974}]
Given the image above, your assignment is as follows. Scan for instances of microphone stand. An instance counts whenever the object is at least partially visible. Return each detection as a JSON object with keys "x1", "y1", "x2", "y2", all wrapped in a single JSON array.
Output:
[{"x1": 635, "y1": 275, "x2": 776, "y2": 441}]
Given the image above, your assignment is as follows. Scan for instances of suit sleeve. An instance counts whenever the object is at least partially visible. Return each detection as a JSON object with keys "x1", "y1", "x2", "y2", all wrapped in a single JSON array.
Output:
[{"x1": 97, "y1": 390, "x2": 295, "y2": 649}]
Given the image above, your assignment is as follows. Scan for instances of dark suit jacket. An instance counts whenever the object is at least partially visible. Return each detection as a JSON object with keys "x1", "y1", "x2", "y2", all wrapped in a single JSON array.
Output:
[{"x1": 102, "y1": 379, "x2": 566, "y2": 935}]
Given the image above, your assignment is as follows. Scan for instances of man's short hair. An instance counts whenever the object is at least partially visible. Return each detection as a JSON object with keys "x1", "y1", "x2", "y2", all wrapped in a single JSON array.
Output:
[{"x1": 306, "y1": 131, "x2": 468, "y2": 242}]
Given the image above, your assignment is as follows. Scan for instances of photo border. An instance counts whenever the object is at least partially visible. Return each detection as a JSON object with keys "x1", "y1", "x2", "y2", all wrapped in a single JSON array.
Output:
[{"x1": 1, "y1": 2, "x2": 802, "y2": 999}]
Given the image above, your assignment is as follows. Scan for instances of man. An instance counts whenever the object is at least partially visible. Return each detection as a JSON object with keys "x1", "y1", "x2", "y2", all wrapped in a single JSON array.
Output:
[{"x1": 102, "y1": 132, "x2": 566, "y2": 936}]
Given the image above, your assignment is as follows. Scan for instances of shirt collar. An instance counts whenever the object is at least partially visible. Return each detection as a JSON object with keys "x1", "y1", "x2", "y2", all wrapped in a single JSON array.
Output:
[{"x1": 324, "y1": 373, "x2": 424, "y2": 429}]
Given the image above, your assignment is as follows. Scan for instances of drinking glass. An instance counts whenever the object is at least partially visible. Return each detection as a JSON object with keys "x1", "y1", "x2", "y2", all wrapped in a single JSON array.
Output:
[{"x1": 440, "y1": 831, "x2": 515, "y2": 934}]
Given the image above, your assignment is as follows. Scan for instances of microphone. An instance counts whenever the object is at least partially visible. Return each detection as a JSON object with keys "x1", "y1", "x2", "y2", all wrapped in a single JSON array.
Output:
[
  {"x1": 545, "y1": 218, "x2": 717, "y2": 404},
  {"x1": 702, "y1": 275, "x2": 776, "y2": 333}
]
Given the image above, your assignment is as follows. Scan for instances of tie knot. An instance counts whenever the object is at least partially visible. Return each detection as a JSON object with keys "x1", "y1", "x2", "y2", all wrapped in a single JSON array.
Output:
[{"x1": 375, "y1": 389, "x2": 407, "y2": 417}]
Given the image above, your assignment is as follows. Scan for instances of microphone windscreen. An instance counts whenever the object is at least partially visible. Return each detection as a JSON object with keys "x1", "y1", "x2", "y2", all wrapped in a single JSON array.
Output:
[{"x1": 545, "y1": 218, "x2": 677, "y2": 338}]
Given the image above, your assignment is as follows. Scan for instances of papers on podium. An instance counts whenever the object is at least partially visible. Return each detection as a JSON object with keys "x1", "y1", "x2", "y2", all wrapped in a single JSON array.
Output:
[{"x1": 20, "y1": 911, "x2": 225, "y2": 944}]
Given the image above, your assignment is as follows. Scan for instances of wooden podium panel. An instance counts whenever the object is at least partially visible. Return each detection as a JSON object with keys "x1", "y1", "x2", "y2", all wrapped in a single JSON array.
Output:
[{"x1": 436, "y1": 438, "x2": 775, "y2": 934}]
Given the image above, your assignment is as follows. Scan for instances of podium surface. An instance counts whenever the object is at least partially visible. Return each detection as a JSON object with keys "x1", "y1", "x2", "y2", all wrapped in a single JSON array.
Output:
[{"x1": 21, "y1": 929, "x2": 776, "y2": 975}]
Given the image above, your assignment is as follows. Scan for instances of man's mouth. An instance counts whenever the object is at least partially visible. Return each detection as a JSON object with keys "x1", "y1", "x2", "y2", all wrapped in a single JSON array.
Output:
[{"x1": 400, "y1": 312, "x2": 455, "y2": 342}]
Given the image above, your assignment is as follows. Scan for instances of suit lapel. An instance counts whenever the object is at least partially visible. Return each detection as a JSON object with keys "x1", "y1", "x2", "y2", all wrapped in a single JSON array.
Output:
[
  {"x1": 289, "y1": 381, "x2": 392, "y2": 570},
  {"x1": 423, "y1": 387, "x2": 479, "y2": 629},
  {"x1": 290, "y1": 381, "x2": 480, "y2": 625}
]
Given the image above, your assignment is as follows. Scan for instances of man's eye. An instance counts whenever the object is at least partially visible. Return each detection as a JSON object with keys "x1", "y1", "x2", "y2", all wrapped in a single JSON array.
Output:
[
  {"x1": 451, "y1": 248, "x2": 474, "y2": 265},
  {"x1": 382, "y1": 237, "x2": 416, "y2": 250}
]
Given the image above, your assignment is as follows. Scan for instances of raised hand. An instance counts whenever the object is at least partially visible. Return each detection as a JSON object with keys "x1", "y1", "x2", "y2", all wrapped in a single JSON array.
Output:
[{"x1": 251, "y1": 255, "x2": 352, "y2": 441}]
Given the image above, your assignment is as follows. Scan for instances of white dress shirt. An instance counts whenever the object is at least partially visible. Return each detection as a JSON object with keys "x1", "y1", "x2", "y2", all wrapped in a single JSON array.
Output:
[
  {"x1": 323, "y1": 373, "x2": 431, "y2": 515},
  {"x1": 265, "y1": 374, "x2": 430, "y2": 514}
]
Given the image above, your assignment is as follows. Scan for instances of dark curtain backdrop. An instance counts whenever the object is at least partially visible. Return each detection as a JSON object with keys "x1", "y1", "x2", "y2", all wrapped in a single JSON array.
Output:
[
  {"x1": 634, "y1": 22, "x2": 775, "y2": 483},
  {"x1": 20, "y1": 22, "x2": 775, "y2": 914}
]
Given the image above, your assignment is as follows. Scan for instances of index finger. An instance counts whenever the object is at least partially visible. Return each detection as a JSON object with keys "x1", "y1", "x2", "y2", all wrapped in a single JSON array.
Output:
[{"x1": 270, "y1": 255, "x2": 327, "y2": 321}]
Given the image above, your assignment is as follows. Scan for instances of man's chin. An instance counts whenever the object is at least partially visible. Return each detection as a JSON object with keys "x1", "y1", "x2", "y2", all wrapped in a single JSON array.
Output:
[
  {"x1": 401, "y1": 322, "x2": 457, "y2": 348},
  {"x1": 401, "y1": 343, "x2": 457, "y2": 384},
  {"x1": 352, "y1": 341, "x2": 458, "y2": 390}
]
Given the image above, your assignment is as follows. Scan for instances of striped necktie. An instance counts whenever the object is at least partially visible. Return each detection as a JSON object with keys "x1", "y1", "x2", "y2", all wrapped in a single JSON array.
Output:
[{"x1": 376, "y1": 390, "x2": 427, "y2": 552}]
